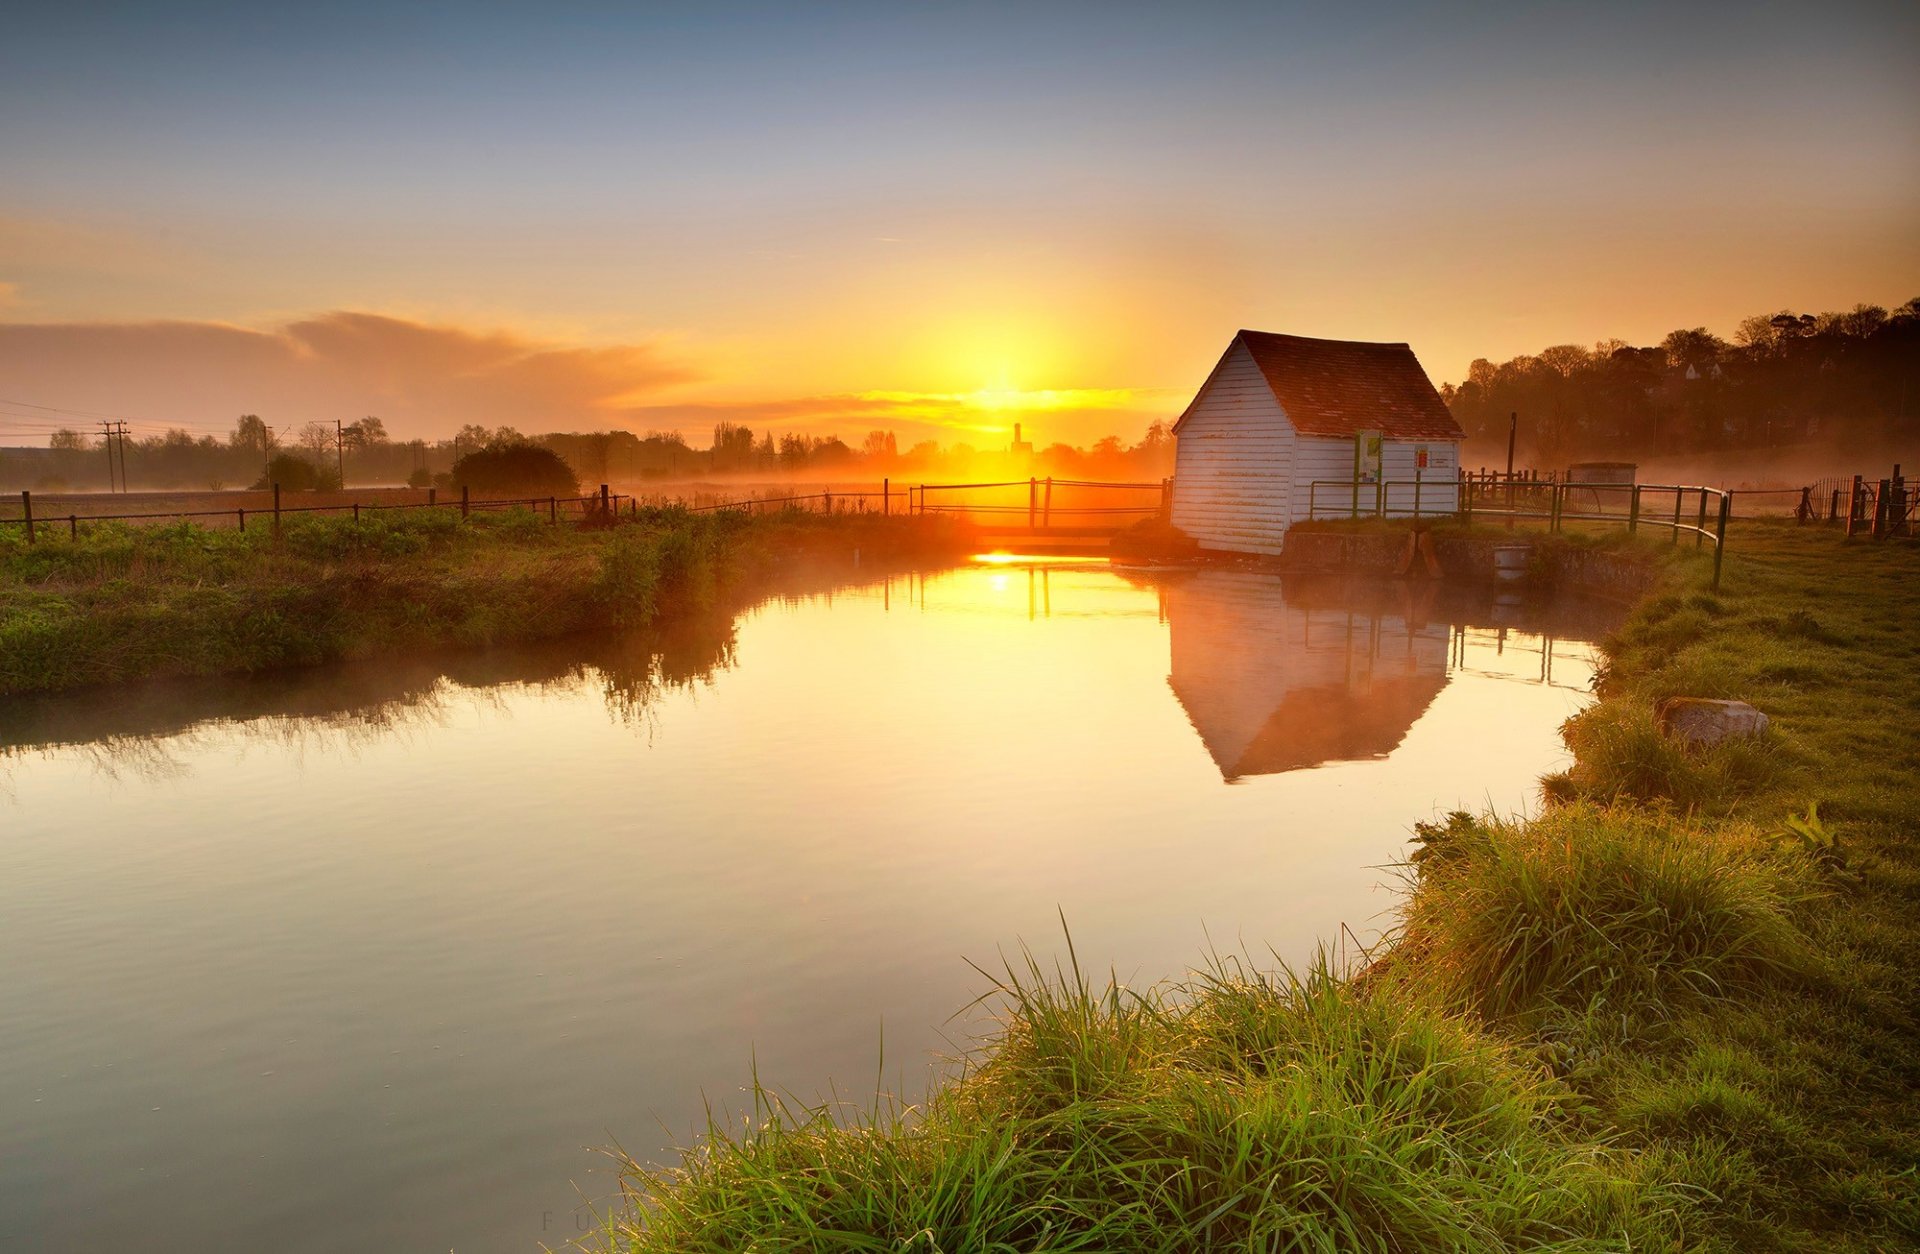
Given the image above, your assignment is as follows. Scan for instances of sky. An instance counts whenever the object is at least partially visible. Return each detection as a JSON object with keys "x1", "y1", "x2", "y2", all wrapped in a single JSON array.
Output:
[{"x1": 2, "y1": 0, "x2": 1916, "y2": 448}]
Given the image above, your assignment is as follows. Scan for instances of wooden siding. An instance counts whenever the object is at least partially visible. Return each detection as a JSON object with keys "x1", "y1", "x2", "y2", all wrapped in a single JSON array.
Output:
[
  {"x1": 1171, "y1": 341, "x2": 1297, "y2": 555},
  {"x1": 1294, "y1": 436, "x2": 1462, "y2": 520}
]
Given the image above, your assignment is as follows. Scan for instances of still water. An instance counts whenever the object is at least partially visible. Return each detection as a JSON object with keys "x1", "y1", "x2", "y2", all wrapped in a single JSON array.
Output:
[{"x1": 1, "y1": 561, "x2": 1616, "y2": 1253}]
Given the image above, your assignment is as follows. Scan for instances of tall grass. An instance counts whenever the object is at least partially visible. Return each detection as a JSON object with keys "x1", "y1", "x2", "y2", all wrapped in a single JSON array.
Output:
[
  {"x1": 1397, "y1": 806, "x2": 1824, "y2": 1023},
  {"x1": 614, "y1": 948, "x2": 1682, "y2": 1252}
]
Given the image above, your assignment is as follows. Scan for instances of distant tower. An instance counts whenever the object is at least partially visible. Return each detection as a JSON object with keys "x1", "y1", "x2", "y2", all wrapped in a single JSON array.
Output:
[{"x1": 1010, "y1": 422, "x2": 1033, "y2": 457}]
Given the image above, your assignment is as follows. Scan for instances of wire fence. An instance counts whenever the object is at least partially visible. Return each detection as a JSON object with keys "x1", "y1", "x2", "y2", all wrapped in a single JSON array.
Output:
[
  {"x1": 1, "y1": 484, "x2": 638, "y2": 541},
  {"x1": 1306, "y1": 476, "x2": 1736, "y2": 588}
]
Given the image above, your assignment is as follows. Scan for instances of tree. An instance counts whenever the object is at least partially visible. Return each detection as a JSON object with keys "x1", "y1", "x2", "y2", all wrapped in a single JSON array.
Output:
[
  {"x1": 48, "y1": 429, "x2": 90, "y2": 451},
  {"x1": 861, "y1": 430, "x2": 898, "y2": 461},
  {"x1": 711, "y1": 422, "x2": 756, "y2": 471},
  {"x1": 297, "y1": 421, "x2": 334, "y2": 462},
  {"x1": 342, "y1": 416, "x2": 388, "y2": 451},
  {"x1": 450, "y1": 443, "x2": 579, "y2": 496},
  {"x1": 231, "y1": 414, "x2": 275, "y2": 458},
  {"x1": 1660, "y1": 328, "x2": 1726, "y2": 368}
]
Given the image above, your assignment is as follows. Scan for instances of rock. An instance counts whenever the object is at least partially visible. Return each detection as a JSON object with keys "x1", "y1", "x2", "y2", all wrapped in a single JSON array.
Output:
[{"x1": 1655, "y1": 697, "x2": 1770, "y2": 747}]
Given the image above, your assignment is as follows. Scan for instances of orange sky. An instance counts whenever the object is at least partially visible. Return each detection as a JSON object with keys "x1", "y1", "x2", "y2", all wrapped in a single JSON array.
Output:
[{"x1": 2, "y1": 3, "x2": 1916, "y2": 448}]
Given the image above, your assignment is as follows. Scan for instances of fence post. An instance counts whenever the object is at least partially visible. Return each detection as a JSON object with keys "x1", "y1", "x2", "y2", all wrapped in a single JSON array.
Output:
[
  {"x1": 1696, "y1": 488, "x2": 1708, "y2": 548},
  {"x1": 883, "y1": 477, "x2": 890, "y2": 517},
  {"x1": 1874, "y1": 479, "x2": 1891, "y2": 540},
  {"x1": 549, "y1": 496, "x2": 557, "y2": 523},
  {"x1": 600, "y1": 483, "x2": 609, "y2": 517},
  {"x1": 429, "y1": 487, "x2": 437, "y2": 508},
  {"x1": 1627, "y1": 485, "x2": 1641, "y2": 534},
  {"x1": 69, "y1": 514, "x2": 77, "y2": 539},
  {"x1": 824, "y1": 490, "x2": 832, "y2": 514},
  {"x1": 1550, "y1": 482, "x2": 1561, "y2": 533},
  {"x1": 1029, "y1": 477, "x2": 1037, "y2": 529},
  {"x1": 1461, "y1": 474, "x2": 1473, "y2": 526},
  {"x1": 273, "y1": 483, "x2": 282, "y2": 540},
  {"x1": 461, "y1": 485, "x2": 470, "y2": 519},
  {"x1": 353, "y1": 503, "x2": 360, "y2": 523},
  {"x1": 1712, "y1": 492, "x2": 1731, "y2": 590},
  {"x1": 1845, "y1": 475, "x2": 1862, "y2": 538},
  {"x1": 1413, "y1": 468, "x2": 1422, "y2": 520},
  {"x1": 1670, "y1": 486, "x2": 1683, "y2": 544},
  {"x1": 21, "y1": 490, "x2": 33, "y2": 544},
  {"x1": 238, "y1": 507, "x2": 246, "y2": 533},
  {"x1": 1044, "y1": 476, "x2": 1054, "y2": 528}
]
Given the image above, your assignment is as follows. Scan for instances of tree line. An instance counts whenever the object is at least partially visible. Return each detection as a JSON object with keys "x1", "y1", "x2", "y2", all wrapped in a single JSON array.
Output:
[
  {"x1": 2, "y1": 413, "x2": 1175, "y2": 492},
  {"x1": 1442, "y1": 298, "x2": 1920, "y2": 464}
]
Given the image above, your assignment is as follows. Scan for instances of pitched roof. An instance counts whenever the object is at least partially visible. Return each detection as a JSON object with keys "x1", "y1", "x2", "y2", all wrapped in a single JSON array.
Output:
[{"x1": 1178, "y1": 330, "x2": 1464, "y2": 441}]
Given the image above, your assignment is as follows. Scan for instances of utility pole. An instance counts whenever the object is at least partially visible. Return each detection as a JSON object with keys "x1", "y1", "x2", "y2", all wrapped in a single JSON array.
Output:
[
  {"x1": 99, "y1": 421, "x2": 117, "y2": 492},
  {"x1": 335, "y1": 419, "x2": 346, "y2": 489}
]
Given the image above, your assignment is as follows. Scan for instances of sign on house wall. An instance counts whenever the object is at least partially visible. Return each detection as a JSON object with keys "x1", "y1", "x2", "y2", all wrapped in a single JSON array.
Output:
[{"x1": 1354, "y1": 430, "x2": 1382, "y2": 484}]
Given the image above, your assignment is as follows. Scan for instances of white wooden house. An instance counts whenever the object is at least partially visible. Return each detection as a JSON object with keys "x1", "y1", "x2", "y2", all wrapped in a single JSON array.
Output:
[{"x1": 1170, "y1": 331, "x2": 1466, "y2": 555}]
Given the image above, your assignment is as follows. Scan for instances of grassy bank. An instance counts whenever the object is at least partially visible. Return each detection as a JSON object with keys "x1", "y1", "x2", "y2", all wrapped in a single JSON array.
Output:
[
  {"x1": 0, "y1": 506, "x2": 968, "y2": 695},
  {"x1": 605, "y1": 520, "x2": 1919, "y2": 1252}
]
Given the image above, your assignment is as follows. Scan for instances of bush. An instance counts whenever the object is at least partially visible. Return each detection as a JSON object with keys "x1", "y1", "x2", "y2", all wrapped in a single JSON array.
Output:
[
  {"x1": 252, "y1": 453, "x2": 339, "y2": 492},
  {"x1": 450, "y1": 443, "x2": 578, "y2": 497},
  {"x1": 1110, "y1": 516, "x2": 1200, "y2": 562},
  {"x1": 1398, "y1": 806, "x2": 1823, "y2": 1022},
  {"x1": 405, "y1": 468, "x2": 432, "y2": 489}
]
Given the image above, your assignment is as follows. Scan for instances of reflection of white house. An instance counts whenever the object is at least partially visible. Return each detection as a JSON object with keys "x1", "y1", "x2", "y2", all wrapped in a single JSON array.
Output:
[
  {"x1": 1165, "y1": 571, "x2": 1450, "y2": 781},
  {"x1": 1170, "y1": 331, "x2": 1466, "y2": 555}
]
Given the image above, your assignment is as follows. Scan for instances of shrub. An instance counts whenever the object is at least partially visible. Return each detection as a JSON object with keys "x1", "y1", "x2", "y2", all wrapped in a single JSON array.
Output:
[
  {"x1": 1110, "y1": 516, "x2": 1200, "y2": 562},
  {"x1": 450, "y1": 443, "x2": 578, "y2": 497},
  {"x1": 252, "y1": 453, "x2": 339, "y2": 492},
  {"x1": 405, "y1": 468, "x2": 432, "y2": 489}
]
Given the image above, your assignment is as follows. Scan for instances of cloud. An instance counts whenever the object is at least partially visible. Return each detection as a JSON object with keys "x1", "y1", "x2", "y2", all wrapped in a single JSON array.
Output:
[{"x1": 0, "y1": 311, "x2": 695, "y2": 438}]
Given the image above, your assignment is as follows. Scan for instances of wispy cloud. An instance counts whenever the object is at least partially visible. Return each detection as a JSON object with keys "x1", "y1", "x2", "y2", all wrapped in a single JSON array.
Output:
[{"x1": 0, "y1": 311, "x2": 695, "y2": 436}]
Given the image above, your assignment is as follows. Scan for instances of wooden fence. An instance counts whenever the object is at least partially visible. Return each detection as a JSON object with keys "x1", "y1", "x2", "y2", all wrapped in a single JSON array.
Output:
[{"x1": 3, "y1": 483, "x2": 635, "y2": 542}]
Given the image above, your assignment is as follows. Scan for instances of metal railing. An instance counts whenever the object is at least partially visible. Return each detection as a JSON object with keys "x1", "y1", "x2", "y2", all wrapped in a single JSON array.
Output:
[{"x1": 1306, "y1": 476, "x2": 1735, "y2": 589}]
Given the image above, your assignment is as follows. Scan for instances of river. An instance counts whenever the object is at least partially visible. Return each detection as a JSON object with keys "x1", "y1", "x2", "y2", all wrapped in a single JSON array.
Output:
[{"x1": 0, "y1": 559, "x2": 1616, "y2": 1252}]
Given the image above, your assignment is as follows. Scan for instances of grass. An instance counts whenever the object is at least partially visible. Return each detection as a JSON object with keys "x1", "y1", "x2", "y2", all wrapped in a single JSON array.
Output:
[
  {"x1": 621, "y1": 951, "x2": 1683, "y2": 1252},
  {"x1": 601, "y1": 519, "x2": 1920, "y2": 1253},
  {"x1": 0, "y1": 505, "x2": 968, "y2": 695}
]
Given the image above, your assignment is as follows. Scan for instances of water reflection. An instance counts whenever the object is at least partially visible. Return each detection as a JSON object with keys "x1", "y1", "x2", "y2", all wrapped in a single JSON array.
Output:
[{"x1": 1160, "y1": 572, "x2": 1613, "y2": 782}]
